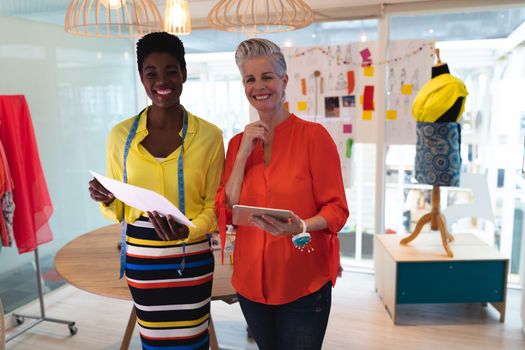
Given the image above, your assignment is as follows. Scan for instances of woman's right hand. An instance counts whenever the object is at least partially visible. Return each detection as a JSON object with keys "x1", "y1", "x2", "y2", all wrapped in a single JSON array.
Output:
[
  {"x1": 88, "y1": 177, "x2": 115, "y2": 206},
  {"x1": 238, "y1": 120, "x2": 270, "y2": 157}
]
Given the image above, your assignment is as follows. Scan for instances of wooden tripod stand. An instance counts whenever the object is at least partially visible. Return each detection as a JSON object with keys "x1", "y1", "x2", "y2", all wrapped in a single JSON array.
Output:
[{"x1": 400, "y1": 185, "x2": 455, "y2": 257}]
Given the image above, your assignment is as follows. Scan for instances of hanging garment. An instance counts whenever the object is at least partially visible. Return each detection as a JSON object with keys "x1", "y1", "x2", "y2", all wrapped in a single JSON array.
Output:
[
  {"x1": 0, "y1": 95, "x2": 53, "y2": 253},
  {"x1": 0, "y1": 137, "x2": 15, "y2": 247},
  {"x1": 0, "y1": 144, "x2": 8, "y2": 248}
]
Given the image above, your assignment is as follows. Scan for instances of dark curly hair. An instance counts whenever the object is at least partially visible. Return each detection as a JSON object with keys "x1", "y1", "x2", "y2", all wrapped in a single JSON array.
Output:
[{"x1": 136, "y1": 32, "x2": 186, "y2": 75}]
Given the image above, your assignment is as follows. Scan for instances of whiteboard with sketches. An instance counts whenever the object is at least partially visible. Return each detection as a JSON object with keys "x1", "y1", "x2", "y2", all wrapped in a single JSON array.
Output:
[
  {"x1": 283, "y1": 40, "x2": 433, "y2": 146},
  {"x1": 385, "y1": 40, "x2": 433, "y2": 145}
]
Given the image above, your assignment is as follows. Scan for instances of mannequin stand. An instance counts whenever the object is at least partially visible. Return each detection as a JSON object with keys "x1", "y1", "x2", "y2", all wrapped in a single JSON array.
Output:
[{"x1": 400, "y1": 185, "x2": 454, "y2": 257}]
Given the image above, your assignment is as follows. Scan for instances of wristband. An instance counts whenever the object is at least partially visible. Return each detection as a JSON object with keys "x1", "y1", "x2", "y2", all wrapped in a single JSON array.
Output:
[{"x1": 292, "y1": 219, "x2": 313, "y2": 252}]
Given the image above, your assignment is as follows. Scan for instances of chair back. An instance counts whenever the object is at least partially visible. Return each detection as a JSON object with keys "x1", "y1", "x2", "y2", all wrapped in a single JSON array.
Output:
[{"x1": 441, "y1": 173, "x2": 495, "y2": 232}]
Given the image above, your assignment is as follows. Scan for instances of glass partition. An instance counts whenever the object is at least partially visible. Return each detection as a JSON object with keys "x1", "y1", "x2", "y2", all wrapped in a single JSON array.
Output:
[
  {"x1": 387, "y1": 7, "x2": 525, "y2": 284},
  {"x1": 0, "y1": 16, "x2": 136, "y2": 312}
]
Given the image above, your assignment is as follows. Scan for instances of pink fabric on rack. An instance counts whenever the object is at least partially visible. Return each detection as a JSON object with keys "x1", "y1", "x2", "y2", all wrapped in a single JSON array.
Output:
[
  {"x1": 0, "y1": 95, "x2": 53, "y2": 253},
  {"x1": 0, "y1": 137, "x2": 15, "y2": 247},
  {"x1": 0, "y1": 142, "x2": 8, "y2": 247}
]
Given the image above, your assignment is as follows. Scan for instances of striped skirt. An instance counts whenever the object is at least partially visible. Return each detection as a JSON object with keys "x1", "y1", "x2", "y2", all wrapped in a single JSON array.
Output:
[{"x1": 125, "y1": 217, "x2": 214, "y2": 350}]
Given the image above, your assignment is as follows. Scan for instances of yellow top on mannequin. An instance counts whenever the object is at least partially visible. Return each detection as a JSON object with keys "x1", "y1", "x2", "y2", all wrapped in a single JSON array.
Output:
[{"x1": 412, "y1": 72, "x2": 468, "y2": 122}]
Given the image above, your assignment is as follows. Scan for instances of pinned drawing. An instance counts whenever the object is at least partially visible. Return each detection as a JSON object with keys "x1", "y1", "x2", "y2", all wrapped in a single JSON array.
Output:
[
  {"x1": 325, "y1": 97, "x2": 340, "y2": 117},
  {"x1": 342, "y1": 95, "x2": 356, "y2": 108},
  {"x1": 336, "y1": 73, "x2": 347, "y2": 91}
]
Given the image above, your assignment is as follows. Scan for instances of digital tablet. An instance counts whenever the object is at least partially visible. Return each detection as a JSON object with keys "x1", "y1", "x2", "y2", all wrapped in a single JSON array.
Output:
[{"x1": 232, "y1": 204, "x2": 293, "y2": 227}]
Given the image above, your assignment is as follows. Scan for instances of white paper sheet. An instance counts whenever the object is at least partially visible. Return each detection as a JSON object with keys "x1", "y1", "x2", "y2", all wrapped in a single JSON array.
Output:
[{"x1": 90, "y1": 170, "x2": 195, "y2": 228}]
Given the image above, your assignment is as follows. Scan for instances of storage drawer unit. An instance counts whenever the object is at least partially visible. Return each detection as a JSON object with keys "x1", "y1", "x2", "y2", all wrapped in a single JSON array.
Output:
[{"x1": 374, "y1": 234, "x2": 508, "y2": 323}]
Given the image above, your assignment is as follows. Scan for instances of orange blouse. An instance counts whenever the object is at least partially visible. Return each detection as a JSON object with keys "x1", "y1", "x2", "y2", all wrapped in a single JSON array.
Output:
[{"x1": 216, "y1": 114, "x2": 349, "y2": 305}]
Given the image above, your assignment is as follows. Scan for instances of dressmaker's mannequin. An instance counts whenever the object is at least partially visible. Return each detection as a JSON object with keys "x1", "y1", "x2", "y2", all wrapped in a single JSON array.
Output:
[
  {"x1": 401, "y1": 48, "x2": 465, "y2": 257},
  {"x1": 431, "y1": 63, "x2": 450, "y2": 78},
  {"x1": 432, "y1": 49, "x2": 464, "y2": 123}
]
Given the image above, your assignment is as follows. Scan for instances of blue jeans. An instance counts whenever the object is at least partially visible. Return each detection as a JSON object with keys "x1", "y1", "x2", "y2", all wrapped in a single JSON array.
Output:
[{"x1": 237, "y1": 281, "x2": 332, "y2": 350}]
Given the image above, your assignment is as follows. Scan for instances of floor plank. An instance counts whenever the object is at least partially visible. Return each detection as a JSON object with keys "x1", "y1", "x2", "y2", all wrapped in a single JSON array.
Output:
[{"x1": 4, "y1": 271, "x2": 525, "y2": 349}]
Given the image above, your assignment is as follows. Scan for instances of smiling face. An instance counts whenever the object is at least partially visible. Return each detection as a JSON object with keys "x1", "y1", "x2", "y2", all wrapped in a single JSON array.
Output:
[
  {"x1": 140, "y1": 51, "x2": 187, "y2": 110},
  {"x1": 240, "y1": 57, "x2": 288, "y2": 114}
]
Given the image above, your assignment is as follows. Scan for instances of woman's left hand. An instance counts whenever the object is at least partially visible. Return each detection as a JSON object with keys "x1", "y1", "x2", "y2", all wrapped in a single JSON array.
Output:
[
  {"x1": 148, "y1": 211, "x2": 190, "y2": 241},
  {"x1": 249, "y1": 213, "x2": 304, "y2": 236}
]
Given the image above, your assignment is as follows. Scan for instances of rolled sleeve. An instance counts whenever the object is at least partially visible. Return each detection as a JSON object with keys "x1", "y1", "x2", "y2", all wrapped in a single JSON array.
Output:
[{"x1": 309, "y1": 126, "x2": 349, "y2": 234}]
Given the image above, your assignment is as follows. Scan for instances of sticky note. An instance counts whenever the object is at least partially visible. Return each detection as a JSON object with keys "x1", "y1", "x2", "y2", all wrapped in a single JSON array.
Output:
[
  {"x1": 360, "y1": 48, "x2": 372, "y2": 66},
  {"x1": 360, "y1": 48, "x2": 371, "y2": 59},
  {"x1": 346, "y1": 138, "x2": 354, "y2": 158},
  {"x1": 297, "y1": 101, "x2": 307, "y2": 111},
  {"x1": 386, "y1": 110, "x2": 398, "y2": 120},
  {"x1": 360, "y1": 95, "x2": 364, "y2": 105},
  {"x1": 343, "y1": 124, "x2": 352, "y2": 134},
  {"x1": 362, "y1": 111, "x2": 372, "y2": 120},
  {"x1": 401, "y1": 84, "x2": 413, "y2": 95},
  {"x1": 347, "y1": 71, "x2": 355, "y2": 94},
  {"x1": 364, "y1": 66, "x2": 374, "y2": 77},
  {"x1": 363, "y1": 85, "x2": 374, "y2": 111}
]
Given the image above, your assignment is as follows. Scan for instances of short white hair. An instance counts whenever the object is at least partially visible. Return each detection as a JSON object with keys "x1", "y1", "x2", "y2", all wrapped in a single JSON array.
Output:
[{"x1": 235, "y1": 38, "x2": 287, "y2": 77}]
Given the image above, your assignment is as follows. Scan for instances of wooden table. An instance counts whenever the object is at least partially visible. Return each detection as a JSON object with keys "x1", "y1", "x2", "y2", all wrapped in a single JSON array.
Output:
[{"x1": 55, "y1": 225, "x2": 235, "y2": 350}]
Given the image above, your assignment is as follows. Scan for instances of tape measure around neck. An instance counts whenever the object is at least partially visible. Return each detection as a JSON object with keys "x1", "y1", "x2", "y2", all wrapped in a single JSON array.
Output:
[{"x1": 118, "y1": 107, "x2": 188, "y2": 278}]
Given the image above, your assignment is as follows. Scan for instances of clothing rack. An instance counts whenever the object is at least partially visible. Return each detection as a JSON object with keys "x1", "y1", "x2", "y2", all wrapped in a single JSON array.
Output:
[{"x1": 5, "y1": 247, "x2": 77, "y2": 342}]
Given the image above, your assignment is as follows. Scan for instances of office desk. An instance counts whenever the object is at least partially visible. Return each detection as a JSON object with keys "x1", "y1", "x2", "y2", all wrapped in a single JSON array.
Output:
[{"x1": 55, "y1": 225, "x2": 235, "y2": 350}]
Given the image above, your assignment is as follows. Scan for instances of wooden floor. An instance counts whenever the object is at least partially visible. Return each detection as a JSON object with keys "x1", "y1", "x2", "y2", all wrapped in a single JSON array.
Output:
[{"x1": 4, "y1": 271, "x2": 525, "y2": 350}]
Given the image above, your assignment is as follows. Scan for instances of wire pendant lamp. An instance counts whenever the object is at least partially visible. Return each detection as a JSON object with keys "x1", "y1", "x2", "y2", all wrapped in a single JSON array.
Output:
[
  {"x1": 65, "y1": 0, "x2": 162, "y2": 38},
  {"x1": 207, "y1": 0, "x2": 315, "y2": 34},
  {"x1": 164, "y1": 0, "x2": 191, "y2": 35}
]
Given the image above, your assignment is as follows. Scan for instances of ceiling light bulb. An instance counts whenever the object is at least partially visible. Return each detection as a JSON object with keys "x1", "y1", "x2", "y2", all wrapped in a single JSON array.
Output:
[
  {"x1": 360, "y1": 32, "x2": 367, "y2": 42},
  {"x1": 101, "y1": 0, "x2": 126, "y2": 10},
  {"x1": 170, "y1": 7, "x2": 185, "y2": 25},
  {"x1": 164, "y1": 0, "x2": 191, "y2": 35}
]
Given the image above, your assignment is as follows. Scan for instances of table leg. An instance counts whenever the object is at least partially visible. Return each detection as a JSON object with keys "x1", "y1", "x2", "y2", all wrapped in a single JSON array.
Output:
[
  {"x1": 209, "y1": 316, "x2": 219, "y2": 350},
  {"x1": 490, "y1": 301, "x2": 506, "y2": 322},
  {"x1": 120, "y1": 307, "x2": 136, "y2": 350}
]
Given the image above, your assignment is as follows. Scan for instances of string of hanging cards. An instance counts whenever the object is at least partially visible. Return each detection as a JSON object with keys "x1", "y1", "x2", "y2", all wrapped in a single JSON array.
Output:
[
  {"x1": 289, "y1": 42, "x2": 435, "y2": 67},
  {"x1": 285, "y1": 40, "x2": 435, "y2": 149}
]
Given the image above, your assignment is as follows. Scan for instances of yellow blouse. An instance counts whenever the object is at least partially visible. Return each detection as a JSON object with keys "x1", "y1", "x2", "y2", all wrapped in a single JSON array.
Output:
[
  {"x1": 412, "y1": 73, "x2": 468, "y2": 122},
  {"x1": 100, "y1": 107, "x2": 225, "y2": 243}
]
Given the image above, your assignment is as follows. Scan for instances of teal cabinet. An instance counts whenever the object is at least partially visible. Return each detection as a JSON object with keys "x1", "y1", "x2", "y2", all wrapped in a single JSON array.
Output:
[{"x1": 397, "y1": 261, "x2": 506, "y2": 304}]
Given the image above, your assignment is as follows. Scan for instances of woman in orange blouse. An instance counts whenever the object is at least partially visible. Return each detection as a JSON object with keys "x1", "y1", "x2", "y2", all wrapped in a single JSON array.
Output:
[{"x1": 215, "y1": 38, "x2": 349, "y2": 350}]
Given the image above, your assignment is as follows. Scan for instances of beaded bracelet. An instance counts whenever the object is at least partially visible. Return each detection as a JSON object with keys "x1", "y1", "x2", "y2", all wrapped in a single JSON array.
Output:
[{"x1": 292, "y1": 219, "x2": 314, "y2": 252}]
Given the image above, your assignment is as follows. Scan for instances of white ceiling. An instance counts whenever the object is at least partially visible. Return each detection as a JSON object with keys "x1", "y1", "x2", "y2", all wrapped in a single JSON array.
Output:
[
  {"x1": 2, "y1": 0, "x2": 524, "y2": 29},
  {"x1": 146, "y1": 0, "x2": 525, "y2": 29}
]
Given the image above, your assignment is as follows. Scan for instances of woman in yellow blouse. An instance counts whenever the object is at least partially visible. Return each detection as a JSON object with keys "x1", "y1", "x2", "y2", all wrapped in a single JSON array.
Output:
[{"x1": 88, "y1": 32, "x2": 224, "y2": 350}]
